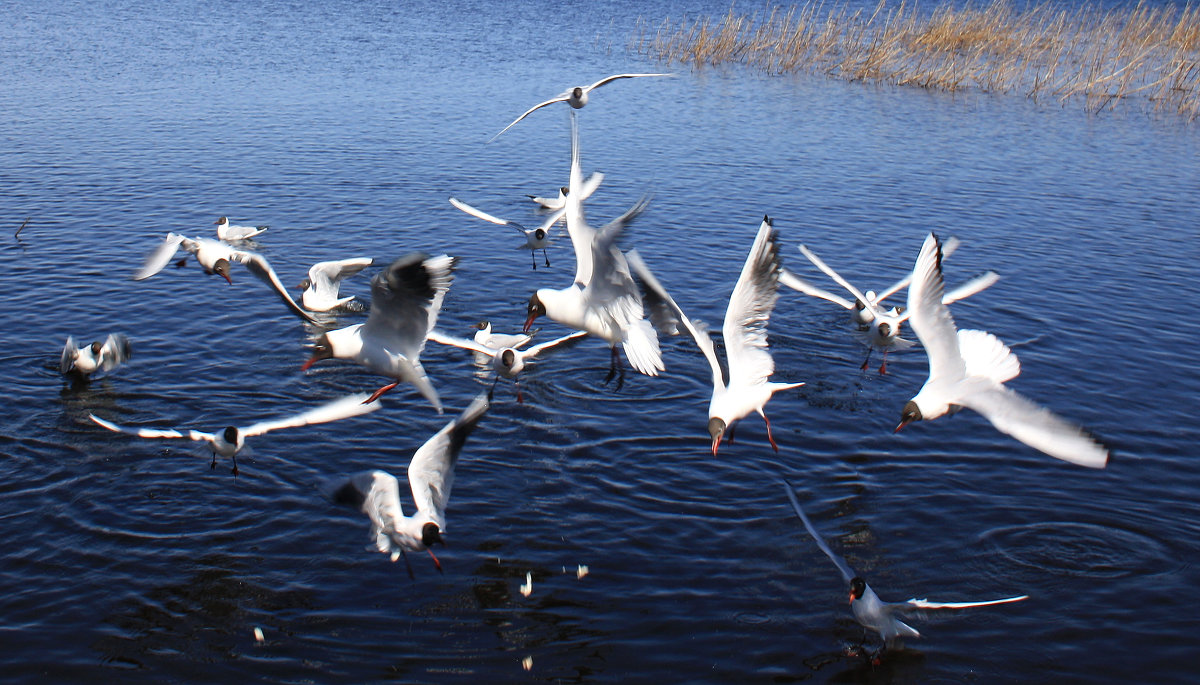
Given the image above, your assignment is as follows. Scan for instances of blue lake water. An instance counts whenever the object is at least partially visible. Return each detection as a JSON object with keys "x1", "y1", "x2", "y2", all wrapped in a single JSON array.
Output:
[{"x1": 2, "y1": 0, "x2": 1199, "y2": 682}]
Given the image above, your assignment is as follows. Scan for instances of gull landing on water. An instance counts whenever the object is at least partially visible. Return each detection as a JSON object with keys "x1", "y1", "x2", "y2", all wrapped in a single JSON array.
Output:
[
  {"x1": 60, "y1": 334, "x2": 131, "y2": 379},
  {"x1": 628, "y1": 216, "x2": 803, "y2": 455},
  {"x1": 896, "y1": 233, "x2": 1110, "y2": 469},
  {"x1": 297, "y1": 257, "x2": 375, "y2": 312},
  {"x1": 134, "y1": 233, "x2": 317, "y2": 324},
  {"x1": 449, "y1": 197, "x2": 563, "y2": 271},
  {"x1": 214, "y1": 216, "x2": 267, "y2": 242},
  {"x1": 428, "y1": 328, "x2": 587, "y2": 402},
  {"x1": 783, "y1": 481, "x2": 1028, "y2": 658},
  {"x1": 88, "y1": 393, "x2": 381, "y2": 475},
  {"x1": 303, "y1": 252, "x2": 456, "y2": 412},
  {"x1": 489, "y1": 72, "x2": 673, "y2": 142},
  {"x1": 328, "y1": 392, "x2": 489, "y2": 577}
]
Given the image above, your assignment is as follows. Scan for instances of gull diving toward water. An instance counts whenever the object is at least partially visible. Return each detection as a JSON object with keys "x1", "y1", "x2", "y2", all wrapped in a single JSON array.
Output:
[
  {"x1": 780, "y1": 237, "x2": 965, "y2": 330},
  {"x1": 428, "y1": 329, "x2": 587, "y2": 402},
  {"x1": 896, "y1": 233, "x2": 1110, "y2": 468},
  {"x1": 60, "y1": 334, "x2": 131, "y2": 379},
  {"x1": 303, "y1": 252, "x2": 457, "y2": 412},
  {"x1": 490, "y1": 72, "x2": 672, "y2": 142},
  {"x1": 328, "y1": 392, "x2": 490, "y2": 577},
  {"x1": 89, "y1": 393, "x2": 381, "y2": 475},
  {"x1": 783, "y1": 481, "x2": 1028, "y2": 658},
  {"x1": 794, "y1": 243, "x2": 999, "y2": 374},
  {"x1": 449, "y1": 197, "x2": 564, "y2": 270},
  {"x1": 298, "y1": 257, "x2": 375, "y2": 312},
  {"x1": 214, "y1": 216, "x2": 267, "y2": 242},
  {"x1": 522, "y1": 112, "x2": 662, "y2": 385},
  {"x1": 627, "y1": 216, "x2": 802, "y2": 454},
  {"x1": 134, "y1": 233, "x2": 317, "y2": 324}
]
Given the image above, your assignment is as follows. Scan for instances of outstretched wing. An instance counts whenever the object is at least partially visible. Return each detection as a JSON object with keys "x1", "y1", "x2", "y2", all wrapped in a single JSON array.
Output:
[
  {"x1": 309, "y1": 257, "x2": 374, "y2": 298},
  {"x1": 874, "y1": 235, "x2": 962, "y2": 304},
  {"x1": 960, "y1": 383, "x2": 1110, "y2": 468},
  {"x1": 362, "y1": 253, "x2": 457, "y2": 360},
  {"x1": 330, "y1": 469, "x2": 404, "y2": 557},
  {"x1": 798, "y1": 244, "x2": 880, "y2": 319},
  {"x1": 240, "y1": 393, "x2": 381, "y2": 438},
  {"x1": 525, "y1": 330, "x2": 589, "y2": 358},
  {"x1": 899, "y1": 595, "x2": 1029, "y2": 611},
  {"x1": 783, "y1": 480, "x2": 856, "y2": 584},
  {"x1": 489, "y1": 93, "x2": 570, "y2": 142},
  {"x1": 408, "y1": 392, "x2": 490, "y2": 529},
  {"x1": 724, "y1": 217, "x2": 782, "y2": 388},
  {"x1": 89, "y1": 414, "x2": 214, "y2": 443},
  {"x1": 133, "y1": 233, "x2": 188, "y2": 280},
  {"x1": 99, "y1": 334, "x2": 132, "y2": 371},
  {"x1": 778, "y1": 268, "x2": 854, "y2": 310},
  {"x1": 426, "y1": 329, "x2": 497, "y2": 357},
  {"x1": 60, "y1": 336, "x2": 78, "y2": 374},
  {"x1": 449, "y1": 197, "x2": 529, "y2": 234},
  {"x1": 907, "y1": 233, "x2": 967, "y2": 386},
  {"x1": 231, "y1": 249, "x2": 318, "y2": 324},
  {"x1": 585, "y1": 72, "x2": 674, "y2": 91}
]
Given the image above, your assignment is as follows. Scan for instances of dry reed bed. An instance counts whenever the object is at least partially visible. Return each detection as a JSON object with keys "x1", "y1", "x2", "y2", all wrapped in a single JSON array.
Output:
[{"x1": 635, "y1": 0, "x2": 1200, "y2": 120}]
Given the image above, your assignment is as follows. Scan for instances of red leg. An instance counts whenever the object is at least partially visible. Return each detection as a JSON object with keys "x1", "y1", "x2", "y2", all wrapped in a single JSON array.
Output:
[
  {"x1": 363, "y1": 380, "x2": 400, "y2": 404},
  {"x1": 762, "y1": 412, "x2": 780, "y2": 452},
  {"x1": 879, "y1": 349, "x2": 890, "y2": 375},
  {"x1": 427, "y1": 547, "x2": 444, "y2": 574}
]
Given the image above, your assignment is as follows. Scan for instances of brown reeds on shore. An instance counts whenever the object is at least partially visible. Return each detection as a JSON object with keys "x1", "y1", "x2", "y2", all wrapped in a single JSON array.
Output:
[{"x1": 634, "y1": 0, "x2": 1200, "y2": 120}]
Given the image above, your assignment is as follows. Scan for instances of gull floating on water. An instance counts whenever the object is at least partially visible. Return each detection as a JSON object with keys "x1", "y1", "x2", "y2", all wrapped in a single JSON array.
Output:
[
  {"x1": 472, "y1": 321, "x2": 533, "y2": 350},
  {"x1": 523, "y1": 112, "x2": 661, "y2": 385},
  {"x1": 895, "y1": 233, "x2": 1110, "y2": 469},
  {"x1": 298, "y1": 257, "x2": 375, "y2": 312},
  {"x1": 490, "y1": 72, "x2": 672, "y2": 142},
  {"x1": 628, "y1": 216, "x2": 802, "y2": 454},
  {"x1": 528, "y1": 186, "x2": 570, "y2": 212},
  {"x1": 214, "y1": 216, "x2": 267, "y2": 242},
  {"x1": 328, "y1": 392, "x2": 489, "y2": 577},
  {"x1": 134, "y1": 233, "x2": 316, "y2": 324},
  {"x1": 89, "y1": 393, "x2": 381, "y2": 475},
  {"x1": 303, "y1": 252, "x2": 457, "y2": 412},
  {"x1": 795, "y1": 242, "x2": 999, "y2": 374},
  {"x1": 60, "y1": 334, "x2": 131, "y2": 379},
  {"x1": 784, "y1": 481, "x2": 1028, "y2": 657}
]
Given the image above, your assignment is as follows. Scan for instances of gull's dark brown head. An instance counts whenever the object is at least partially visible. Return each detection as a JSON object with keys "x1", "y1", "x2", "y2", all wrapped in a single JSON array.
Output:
[
  {"x1": 222, "y1": 426, "x2": 239, "y2": 444},
  {"x1": 850, "y1": 577, "x2": 866, "y2": 603},
  {"x1": 213, "y1": 258, "x2": 232, "y2": 284},
  {"x1": 707, "y1": 417, "x2": 727, "y2": 456},
  {"x1": 534, "y1": 228, "x2": 546, "y2": 241},
  {"x1": 500, "y1": 348, "x2": 516, "y2": 370},
  {"x1": 297, "y1": 277, "x2": 311, "y2": 292},
  {"x1": 524, "y1": 293, "x2": 546, "y2": 332},
  {"x1": 878, "y1": 322, "x2": 892, "y2": 338},
  {"x1": 89, "y1": 341, "x2": 103, "y2": 355},
  {"x1": 421, "y1": 522, "x2": 444, "y2": 547},
  {"x1": 475, "y1": 321, "x2": 490, "y2": 331},
  {"x1": 895, "y1": 401, "x2": 923, "y2": 432},
  {"x1": 302, "y1": 334, "x2": 333, "y2": 371},
  {"x1": 214, "y1": 217, "x2": 227, "y2": 225}
]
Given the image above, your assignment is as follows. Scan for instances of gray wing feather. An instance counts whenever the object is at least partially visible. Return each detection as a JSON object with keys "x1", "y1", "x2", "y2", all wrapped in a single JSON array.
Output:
[
  {"x1": 232, "y1": 250, "x2": 319, "y2": 324},
  {"x1": 783, "y1": 481, "x2": 856, "y2": 584},
  {"x1": 407, "y1": 392, "x2": 490, "y2": 529}
]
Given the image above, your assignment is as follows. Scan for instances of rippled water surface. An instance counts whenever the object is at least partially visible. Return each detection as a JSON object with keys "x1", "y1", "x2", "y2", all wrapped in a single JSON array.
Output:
[{"x1": 2, "y1": 0, "x2": 1199, "y2": 682}]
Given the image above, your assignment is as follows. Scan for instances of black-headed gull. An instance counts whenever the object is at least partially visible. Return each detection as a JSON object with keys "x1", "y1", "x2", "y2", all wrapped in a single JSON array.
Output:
[
  {"x1": 89, "y1": 393, "x2": 381, "y2": 475},
  {"x1": 628, "y1": 216, "x2": 803, "y2": 454},
  {"x1": 449, "y1": 197, "x2": 563, "y2": 270},
  {"x1": 60, "y1": 334, "x2": 131, "y2": 378},
  {"x1": 781, "y1": 236, "x2": 965, "y2": 330},
  {"x1": 134, "y1": 233, "x2": 317, "y2": 324},
  {"x1": 784, "y1": 481, "x2": 1028, "y2": 656},
  {"x1": 303, "y1": 253, "x2": 456, "y2": 412},
  {"x1": 298, "y1": 257, "x2": 375, "y2": 312},
  {"x1": 329, "y1": 392, "x2": 489, "y2": 576},
  {"x1": 896, "y1": 233, "x2": 1110, "y2": 468},
  {"x1": 214, "y1": 216, "x2": 267, "y2": 242},
  {"x1": 527, "y1": 186, "x2": 570, "y2": 211},
  {"x1": 523, "y1": 113, "x2": 662, "y2": 384},
  {"x1": 793, "y1": 243, "x2": 999, "y2": 374},
  {"x1": 428, "y1": 329, "x2": 587, "y2": 402},
  {"x1": 473, "y1": 321, "x2": 533, "y2": 350},
  {"x1": 490, "y1": 73, "x2": 672, "y2": 141}
]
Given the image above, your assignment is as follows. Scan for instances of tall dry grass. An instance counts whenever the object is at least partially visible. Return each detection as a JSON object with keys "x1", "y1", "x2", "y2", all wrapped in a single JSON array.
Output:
[{"x1": 634, "y1": 0, "x2": 1200, "y2": 120}]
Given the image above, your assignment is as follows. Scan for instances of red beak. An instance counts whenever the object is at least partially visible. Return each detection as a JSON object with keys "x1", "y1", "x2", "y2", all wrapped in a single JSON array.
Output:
[
  {"x1": 848, "y1": 592, "x2": 856, "y2": 604},
  {"x1": 894, "y1": 419, "x2": 911, "y2": 434},
  {"x1": 523, "y1": 313, "x2": 537, "y2": 333},
  {"x1": 300, "y1": 355, "x2": 318, "y2": 372},
  {"x1": 711, "y1": 434, "x2": 721, "y2": 456}
]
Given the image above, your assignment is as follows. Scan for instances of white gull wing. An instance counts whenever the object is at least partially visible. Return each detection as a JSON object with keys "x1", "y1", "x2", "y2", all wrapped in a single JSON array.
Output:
[
  {"x1": 959, "y1": 383, "x2": 1111, "y2": 468},
  {"x1": 525, "y1": 330, "x2": 588, "y2": 358},
  {"x1": 361, "y1": 253, "x2": 457, "y2": 360},
  {"x1": 426, "y1": 329, "x2": 497, "y2": 357},
  {"x1": 724, "y1": 217, "x2": 783, "y2": 388},
  {"x1": 874, "y1": 235, "x2": 962, "y2": 304},
  {"x1": 784, "y1": 481, "x2": 856, "y2": 584},
  {"x1": 779, "y1": 267, "x2": 855, "y2": 310},
  {"x1": 449, "y1": 197, "x2": 531, "y2": 235},
  {"x1": 59, "y1": 336, "x2": 78, "y2": 374},
  {"x1": 907, "y1": 233, "x2": 967, "y2": 385},
  {"x1": 582, "y1": 72, "x2": 673, "y2": 90},
  {"x1": 566, "y1": 111, "x2": 597, "y2": 286},
  {"x1": 957, "y1": 329, "x2": 1021, "y2": 384},
  {"x1": 229, "y1": 249, "x2": 318, "y2": 324},
  {"x1": 238, "y1": 393, "x2": 381, "y2": 438},
  {"x1": 98, "y1": 334, "x2": 132, "y2": 372},
  {"x1": 798, "y1": 244, "x2": 881, "y2": 320},
  {"x1": 333, "y1": 470, "x2": 406, "y2": 558},
  {"x1": 899, "y1": 595, "x2": 1029, "y2": 611},
  {"x1": 578, "y1": 197, "x2": 650, "y2": 323},
  {"x1": 133, "y1": 233, "x2": 192, "y2": 280},
  {"x1": 407, "y1": 392, "x2": 491, "y2": 530},
  {"x1": 626, "y1": 250, "x2": 723, "y2": 389},
  {"x1": 894, "y1": 270, "x2": 1002, "y2": 324},
  {"x1": 308, "y1": 257, "x2": 374, "y2": 302},
  {"x1": 89, "y1": 414, "x2": 215, "y2": 443}
]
